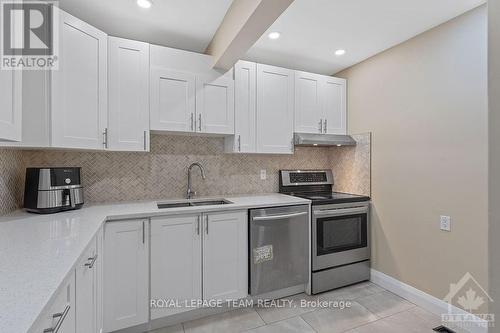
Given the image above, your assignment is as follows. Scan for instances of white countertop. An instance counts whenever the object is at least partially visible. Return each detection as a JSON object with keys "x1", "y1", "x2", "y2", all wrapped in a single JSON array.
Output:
[{"x1": 0, "y1": 193, "x2": 310, "y2": 333}]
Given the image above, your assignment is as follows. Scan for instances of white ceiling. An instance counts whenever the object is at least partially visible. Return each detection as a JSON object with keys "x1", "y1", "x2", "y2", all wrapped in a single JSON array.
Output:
[
  {"x1": 58, "y1": 0, "x2": 233, "y2": 53},
  {"x1": 245, "y1": 0, "x2": 486, "y2": 75}
]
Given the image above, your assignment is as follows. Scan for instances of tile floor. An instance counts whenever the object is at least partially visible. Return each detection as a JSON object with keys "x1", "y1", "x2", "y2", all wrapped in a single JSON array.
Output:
[{"x1": 148, "y1": 282, "x2": 459, "y2": 333}]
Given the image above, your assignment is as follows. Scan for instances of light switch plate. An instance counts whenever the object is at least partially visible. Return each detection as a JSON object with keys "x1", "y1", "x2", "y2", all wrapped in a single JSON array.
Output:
[
  {"x1": 260, "y1": 169, "x2": 267, "y2": 180},
  {"x1": 440, "y1": 215, "x2": 451, "y2": 231}
]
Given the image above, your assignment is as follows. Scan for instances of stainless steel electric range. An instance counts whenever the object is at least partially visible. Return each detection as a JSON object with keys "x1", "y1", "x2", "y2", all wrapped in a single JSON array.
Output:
[{"x1": 279, "y1": 169, "x2": 371, "y2": 294}]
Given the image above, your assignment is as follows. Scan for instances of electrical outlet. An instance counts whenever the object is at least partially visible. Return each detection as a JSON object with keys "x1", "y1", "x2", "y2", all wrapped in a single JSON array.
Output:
[
  {"x1": 260, "y1": 169, "x2": 267, "y2": 180},
  {"x1": 440, "y1": 215, "x2": 451, "y2": 231}
]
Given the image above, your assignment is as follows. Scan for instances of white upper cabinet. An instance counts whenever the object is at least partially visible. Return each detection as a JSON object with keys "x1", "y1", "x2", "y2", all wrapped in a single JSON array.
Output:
[
  {"x1": 203, "y1": 211, "x2": 247, "y2": 301},
  {"x1": 150, "y1": 215, "x2": 202, "y2": 319},
  {"x1": 150, "y1": 68, "x2": 196, "y2": 132},
  {"x1": 225, "y1": 60, "x2": 256, "y2": 153},
  {"x1": 196, "y1": 73, "x2": 234, "y2": 134},
  {"x1": 108, "y1": 37, "x2": 150, "y2": 151},
  {"x1": 103, "y1": 220, "x2": 149, "y2": 333},
  {"x1": 294, "y1": 71, "x2": 323, "y2": 134},
  {"x1": 323, "y1": 76, "x2": 347, "y2": 134},
  {"x1": 51, "y1": 8, "x2": 108, "y2": 149},
  {"x1": 0, "y1": 70, "x2": 22, "y2": 142},
  {"x1": 149, "y1": 45, "x2": 234, "y2": 135},
  {"x1": 294, "y1": 73, "x2": 347, "y2": 135},
  {"x1": 256, "y1": 64, "x2": 294, "y2": 154}
]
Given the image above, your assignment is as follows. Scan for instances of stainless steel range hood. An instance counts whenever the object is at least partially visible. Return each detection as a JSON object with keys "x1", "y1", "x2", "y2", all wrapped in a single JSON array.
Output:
[{"x1": 294, "y1": 133, "x2": 356, "y2": 147}]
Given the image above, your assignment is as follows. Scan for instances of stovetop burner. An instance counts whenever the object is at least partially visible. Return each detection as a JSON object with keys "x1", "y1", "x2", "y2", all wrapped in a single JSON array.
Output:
[
  {"x1": 278, "y1": 170, "x2": 370, "y2": 205},
  {"x1": 293, "y1": 192, "x2": 370, "y2": 205}
]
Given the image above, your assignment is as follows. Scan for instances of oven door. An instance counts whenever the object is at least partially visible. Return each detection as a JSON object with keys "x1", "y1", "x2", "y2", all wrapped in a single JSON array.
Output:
[{"x1": 312, "y1": 203, "x2": 370, "y2": 271}]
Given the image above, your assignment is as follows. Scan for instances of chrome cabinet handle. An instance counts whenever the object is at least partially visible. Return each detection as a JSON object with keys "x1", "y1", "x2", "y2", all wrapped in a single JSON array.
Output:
[
  {"x1": 204, "y1": 215, "x2": 208, "y2": 234},
  {"x1": 143, "y1": 131, "x2": 147, "y2": 151},
  {"x1": 142, "y1": 220, "x2": 146, "y2": 244},
  {"x1": 103, "y1": 128, "x2": 108, "y2": 148},
  {"x1": 84, "y1": 254, "x2": 98, "y2": 269},
  {"x1": 196, "y1": 216, "x2": 200, "y2": 235},
  {"x1": 314, "y1": 207, "x2": 368, "y2": 217},
  {"x1": 190, "y1": 113, "x2": 194, "y2": 131},
  {"x1": 198, "y1": 114, "x2": 202, "y2": 132},
  {"x1": 252, "y1": 211, "x2": 308, "y2": 221},
  {"x1": 323, "y1": 119, "x2": 327, "y2": 133},
  {"x1": 43, "y1": 305, "x2": 70, "y2": 333},
  {"x1": 238, "y1": 135, "x2": 241, "y2": 152},
  {"x1": 319, "y1": 119, "x2": 323, "y2": 133}
]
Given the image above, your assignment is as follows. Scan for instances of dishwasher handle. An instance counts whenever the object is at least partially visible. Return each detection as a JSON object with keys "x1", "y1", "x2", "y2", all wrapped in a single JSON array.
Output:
[{"x1": 252, "y1": 211, "x2": 308, "y2": 221}]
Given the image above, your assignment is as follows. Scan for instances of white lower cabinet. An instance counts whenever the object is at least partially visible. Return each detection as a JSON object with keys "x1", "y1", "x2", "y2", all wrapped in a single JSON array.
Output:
[
  {"x1": 150, "y1": 210, "x2": 248, "y2": 319},
  {"x1": 75, "y1": 239, "x2": 100, "y2": 333},
  {"x1": 202, "y1": 211, "x2": 248, "y2": 301},
  {"x1": 150, "y1": 215, "x2": 202, "y2": 319},
  {"x1": 29, "y1": 272, "x2": 76, "y2": 333},
  {"x1": 103, "y1": 220, "x2": 149, "y2": 332}
]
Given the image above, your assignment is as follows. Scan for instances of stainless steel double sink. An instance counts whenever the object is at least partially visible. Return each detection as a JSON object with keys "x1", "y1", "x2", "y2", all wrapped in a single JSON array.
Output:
[{"x1": 157, "y1": 198, "x2": 232, "y2": 209}]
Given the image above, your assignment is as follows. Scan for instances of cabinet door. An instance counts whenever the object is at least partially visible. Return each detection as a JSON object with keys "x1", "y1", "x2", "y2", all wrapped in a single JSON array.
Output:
[
  {"x1": 103, "y1": 220, "x2": 148, "y2": 332},
  {"x1": 0, "y1": 69, "x2": 22, "y2": 142},
  {"x1": 51, "y1": 9, "x2": 107, "y2": 149},
  {"x1": 256, "y1": 64, "x2": 294, "y2": 154},
  {"x1": 29, "y1": 272, "x2": 76, "y2": 333},
  {"x1": 76, "y1": 240, "x2": 97, "y2": 333},
  {"x1": 233, "y1": 60, "x2": 256, "y2": 153},
  {"x1": 203, "y1": 211, "x2": 247, "y2": 301},
  {"x1": 323, "y1": 76, "x2": 347, "y2": 135},
  {"x1": 196, "y1": 72, "x2": 234, "y2": 134},
  {"x1": 95, "y1": 227, "x2": 104, "y2": 333},
  {"x1": 150, "y1": 68, "x2": 195, "y2": 132},
  {"x1": 150, "y1": 215, "x2": 202, "y2": 319},
  {"x1": 108, "y1": 37, "x2": 150, "y2": 151},
  {"x1": 295, "y1": 71, "x2": 323, "y2": 134}
]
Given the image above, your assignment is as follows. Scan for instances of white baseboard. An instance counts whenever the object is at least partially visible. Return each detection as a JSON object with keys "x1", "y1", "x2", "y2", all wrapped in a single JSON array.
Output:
[{"x1": 370, "y1": 269, "x2": 490, "y2": 333}]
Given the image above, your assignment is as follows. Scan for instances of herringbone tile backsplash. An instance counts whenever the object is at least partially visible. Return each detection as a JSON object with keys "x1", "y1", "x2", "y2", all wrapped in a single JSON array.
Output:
[
  {"x1": 0, "y1": 134, "x2": 370, "y2": 215},
  {"x1": 0, "y1": 149, "x2": 25, "y2": 214}
]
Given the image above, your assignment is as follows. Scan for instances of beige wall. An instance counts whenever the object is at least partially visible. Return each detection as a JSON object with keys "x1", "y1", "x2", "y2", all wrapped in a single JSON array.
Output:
[
  {"x1": 489, "y1": 0, "x2": 500, "y2": 329},
  {"x1": 338, "y1": 6, "x2": 488, "y2": 300}
]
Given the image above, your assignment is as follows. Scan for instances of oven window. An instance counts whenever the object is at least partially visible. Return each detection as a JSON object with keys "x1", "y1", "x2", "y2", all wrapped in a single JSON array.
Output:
[{"x1": 316, "y1": 213, "x2": 367, "y2": 255}]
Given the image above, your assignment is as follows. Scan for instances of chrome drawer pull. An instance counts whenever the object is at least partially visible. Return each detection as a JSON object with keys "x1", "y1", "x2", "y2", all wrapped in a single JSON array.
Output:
[
  {"x1": 43, "y1": 305, "x2": 70, "y2": 333},
  {"x1": 84, "y1": 254, "x2": 98, "y2": 269}
]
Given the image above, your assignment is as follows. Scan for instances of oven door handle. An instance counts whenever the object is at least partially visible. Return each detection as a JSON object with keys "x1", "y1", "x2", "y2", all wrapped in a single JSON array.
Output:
[
  {"x1": 314, "y1": 207, "x2": 368, "y2": 217},
  {"x1": 252, "y1": 211, "x2": 308, "y2": 221}
]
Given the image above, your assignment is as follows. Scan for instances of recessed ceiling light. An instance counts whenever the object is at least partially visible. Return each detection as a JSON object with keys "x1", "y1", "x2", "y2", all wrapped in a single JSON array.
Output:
[
  {"x1": 268, "y1": 32, "x2": 281, "y2": 40},
  {"x1": 335, "y1": 49, "x2": 346, "y2": 56},
  {"x1": 137, "y1": 0, "x2": 152, "y2": 9}
]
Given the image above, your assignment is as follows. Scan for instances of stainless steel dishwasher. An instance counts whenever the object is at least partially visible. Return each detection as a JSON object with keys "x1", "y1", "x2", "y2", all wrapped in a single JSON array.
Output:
[{"x1": 249, "y1": 205, "x2": 309, "y2": 296}]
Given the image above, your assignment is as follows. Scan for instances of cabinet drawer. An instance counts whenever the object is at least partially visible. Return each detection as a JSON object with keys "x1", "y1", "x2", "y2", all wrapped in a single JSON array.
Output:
[{"x1": 29, "y1": 271, "x2": 75, "y2": 333}]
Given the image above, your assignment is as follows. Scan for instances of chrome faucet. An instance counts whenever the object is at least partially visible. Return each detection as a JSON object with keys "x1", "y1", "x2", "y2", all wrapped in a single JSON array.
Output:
[{"x1": 186, "y1": 162, "x2": 206, "y2": 199}]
